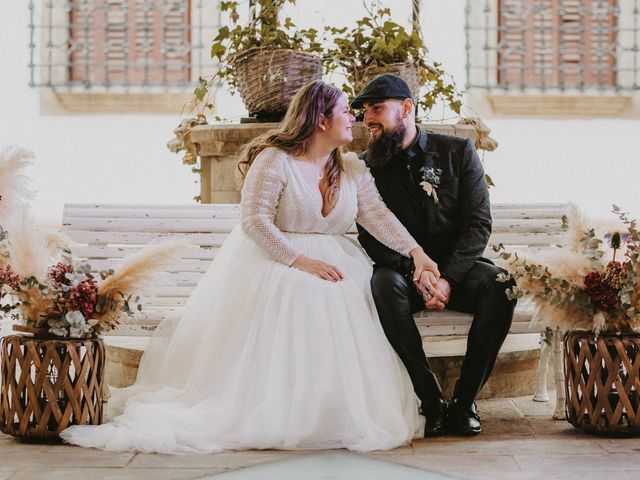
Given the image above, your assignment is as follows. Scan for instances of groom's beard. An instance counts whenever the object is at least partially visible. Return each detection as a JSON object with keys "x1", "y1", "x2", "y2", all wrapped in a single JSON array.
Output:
[{"x1": 365, "y1": 122, "x2": 407, "y2": 168}]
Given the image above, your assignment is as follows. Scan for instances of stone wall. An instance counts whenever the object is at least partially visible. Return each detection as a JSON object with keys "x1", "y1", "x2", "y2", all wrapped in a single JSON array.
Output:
[{"x1": 190, "y1": 123, "x2": 477, "y2": 204}]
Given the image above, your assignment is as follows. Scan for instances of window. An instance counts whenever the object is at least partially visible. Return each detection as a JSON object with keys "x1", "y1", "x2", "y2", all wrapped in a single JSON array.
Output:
[
  {"x1": 68, "y1": 0, "x2": 192, "y2": 87},
  {"x1": 29, "y1": 0, "x2": 218, "y2": 112},
  {"x1": 466, "y1": 0, "x2": 639, "y2": 93},
  {"x1": 497, "y1": 0, "x2": 617, "y2": 90}
]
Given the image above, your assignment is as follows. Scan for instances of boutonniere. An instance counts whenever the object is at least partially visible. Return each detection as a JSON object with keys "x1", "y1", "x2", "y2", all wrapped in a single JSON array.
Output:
[{"x1": 419, "y1": 167, "x2": 442, "y2": 204}]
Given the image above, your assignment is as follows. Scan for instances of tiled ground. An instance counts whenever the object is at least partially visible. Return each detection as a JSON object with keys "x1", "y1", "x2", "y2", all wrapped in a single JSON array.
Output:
[{"x1": 1, "y1": 394, "x2": 639, "y2": 480}]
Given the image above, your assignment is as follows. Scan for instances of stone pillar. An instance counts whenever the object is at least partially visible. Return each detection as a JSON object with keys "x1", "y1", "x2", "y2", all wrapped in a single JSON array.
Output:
[{"x1": 190, "y1": 123, "x2": 477, "y2": 204}]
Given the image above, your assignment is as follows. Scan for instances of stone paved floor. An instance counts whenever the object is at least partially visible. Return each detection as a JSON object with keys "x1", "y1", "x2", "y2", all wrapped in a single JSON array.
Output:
[{"x1": 2, "y1": 394, "x2": 639, "y2": 480}]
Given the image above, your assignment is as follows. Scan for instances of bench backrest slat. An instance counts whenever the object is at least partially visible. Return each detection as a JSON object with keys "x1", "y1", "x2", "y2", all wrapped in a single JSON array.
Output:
[{"x1": 62, "y1": 203, "x2": 567, "y2": 335}]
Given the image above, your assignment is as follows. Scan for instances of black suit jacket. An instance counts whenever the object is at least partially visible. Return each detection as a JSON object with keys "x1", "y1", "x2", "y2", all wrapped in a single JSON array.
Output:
[{"x1": 357, "y1": 129, "x2": 492, "y2": 287}]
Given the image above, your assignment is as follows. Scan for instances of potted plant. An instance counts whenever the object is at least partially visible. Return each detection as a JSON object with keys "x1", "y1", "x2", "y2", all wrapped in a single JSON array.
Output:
[
  {"x1": 0, "y1": 147, "x2": 186, "y2": 440},
  {"x1": 496, "y1": 204, "x2": 640, "y2": 435},
  {"x1": 325, "y1": 2, "x2": 462, "y2": 119},
  {"x1": 196, "y1": 0, "x2": 325, "y2": 121}
]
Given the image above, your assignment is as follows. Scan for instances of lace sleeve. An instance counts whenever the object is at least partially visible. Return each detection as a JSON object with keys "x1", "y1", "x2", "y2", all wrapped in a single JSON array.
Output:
[
  {"x1": 240, "y1": 148, "x2": 301, "y2": 266},
  {"x1": 353, "y1": 161, "x2": 420, "y2": 257}
]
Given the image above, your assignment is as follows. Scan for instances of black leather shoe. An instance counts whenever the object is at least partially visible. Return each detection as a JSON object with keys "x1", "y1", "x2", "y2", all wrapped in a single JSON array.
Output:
[
  {"x1": 423, "y1": 398, "x2": 448, "y2": 437},
  {"x1": 447, "y1": 398, "x2": 481, "y2": 435}
]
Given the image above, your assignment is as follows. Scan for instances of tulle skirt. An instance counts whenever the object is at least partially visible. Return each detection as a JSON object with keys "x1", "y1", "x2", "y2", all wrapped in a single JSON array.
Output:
[{"x1": 60, "y1": 226, "x2": 423, "y2": 453}]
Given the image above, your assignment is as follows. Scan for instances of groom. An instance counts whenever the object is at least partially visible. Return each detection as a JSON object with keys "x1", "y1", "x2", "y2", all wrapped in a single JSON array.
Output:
[{"x1": 352, "y1": 74, "x2": 516, "y2": 436}]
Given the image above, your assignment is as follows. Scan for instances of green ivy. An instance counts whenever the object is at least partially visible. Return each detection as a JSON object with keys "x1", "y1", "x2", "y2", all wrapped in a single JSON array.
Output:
[
  {"x1": 324, "y1": 3, "x2": 462, "y2": 118},
  {"x1": 196, "y1": 1, "x2": 463, "y2": 122},
  {"x1": 196, "y1": 0, "x2": 324, "y2": 106}
]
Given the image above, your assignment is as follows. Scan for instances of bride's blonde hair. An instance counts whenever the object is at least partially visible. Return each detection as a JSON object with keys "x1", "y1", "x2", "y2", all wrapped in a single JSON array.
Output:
[{"x1": 238, "y1": 80, "x2": 345, "y2": 213}]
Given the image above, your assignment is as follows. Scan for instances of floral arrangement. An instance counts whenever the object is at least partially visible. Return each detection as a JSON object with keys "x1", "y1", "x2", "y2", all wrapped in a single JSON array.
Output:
[
  {"x1": 0, "y1": 146, "x2": 186, "y2": 339},
  {"x1": 1, "y1": 233, "x2": 184, "y2": 338},
  {"x1": 419, "y1": 167, "x2": 442, "y2": 205},
  {"x1": 496, "y1": 204, "x2": 640, "y2": 335}
]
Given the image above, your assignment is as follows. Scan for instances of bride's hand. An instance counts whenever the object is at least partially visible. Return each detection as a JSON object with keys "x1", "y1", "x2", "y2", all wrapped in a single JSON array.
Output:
[
  {"x1": 292, "y1": 255, "x2": 344, "y2": 282},
  {"x1": 409, "y1": 247, "x2": 439, "y2": 285}
]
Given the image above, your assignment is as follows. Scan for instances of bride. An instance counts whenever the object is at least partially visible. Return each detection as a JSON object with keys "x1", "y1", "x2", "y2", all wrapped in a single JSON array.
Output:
[{"x1": 60, "y1": 80, "x2": 440, "y2": 454}]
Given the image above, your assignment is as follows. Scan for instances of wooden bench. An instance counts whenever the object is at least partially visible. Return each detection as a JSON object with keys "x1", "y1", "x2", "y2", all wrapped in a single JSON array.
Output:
[{"x1": 62, "y1": 202, "x2": 568, "y2": 416}]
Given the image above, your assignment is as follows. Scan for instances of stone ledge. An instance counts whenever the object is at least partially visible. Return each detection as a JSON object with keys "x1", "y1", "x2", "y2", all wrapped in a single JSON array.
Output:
[
  {"x1": 103, "y1": 333, "x2": 549, "y2": 400},
  {"x1": 488, "y1": 93, "x2": 634, "y2": 117},
  {"x1": 43, "y1": 90, "x2": 195, "y2": 114},
  {"x1": 191, "y1": 123, "x2": 478, "y2": 157}
]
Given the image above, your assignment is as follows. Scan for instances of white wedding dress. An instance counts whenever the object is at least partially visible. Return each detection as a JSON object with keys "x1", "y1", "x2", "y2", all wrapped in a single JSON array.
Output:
[{"x1": 60, "y1": 148, "x2": 424, "y2": 453}]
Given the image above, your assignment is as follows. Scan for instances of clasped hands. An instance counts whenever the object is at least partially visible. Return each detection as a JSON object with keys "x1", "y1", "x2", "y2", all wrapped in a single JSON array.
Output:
[
  {"x1": 291, "y1": 248, "x2": 450, "y2": 310},
  {"x1": 410, "y1": 247, "x2": 450, "y2": 310}
]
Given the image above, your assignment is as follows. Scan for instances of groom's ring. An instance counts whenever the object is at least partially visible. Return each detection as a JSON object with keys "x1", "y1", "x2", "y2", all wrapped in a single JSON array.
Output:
[{"x1": 423, "y1": 292, "x2": 431, "y2": 301}]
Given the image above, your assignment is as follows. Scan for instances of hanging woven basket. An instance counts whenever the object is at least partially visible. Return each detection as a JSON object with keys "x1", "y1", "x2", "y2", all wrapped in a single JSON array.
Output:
[
  {"x1": 0, "y1": 334, "x2": 105, "y2": 440},
  {"x1": 352, "y1": 62, "x2": 422, "y2": 102},
  {"x1": 231, "y1": 47, "x2": 323, "y2": 117},
  {"x1": 564, "y1": 331, "x2": 640, "y2": 436}
]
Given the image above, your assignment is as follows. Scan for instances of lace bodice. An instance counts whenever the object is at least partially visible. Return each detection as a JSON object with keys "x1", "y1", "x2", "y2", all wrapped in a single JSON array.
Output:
[{"x1": 240, "y1": 147, "x2": 420, "y2": 265}]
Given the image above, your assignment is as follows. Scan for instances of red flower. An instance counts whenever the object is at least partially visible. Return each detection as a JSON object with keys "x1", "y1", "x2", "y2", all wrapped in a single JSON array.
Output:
[
  {"x1": 0, "y1": 264, "x2": 20, "y2": 290},
  {"x1": 48, "y1": 262, "x2": 73, "y2": 286},
  {"x1": 584, "y1": 271, "x2": 618, "y2": 312},
  {"x1": 69, "y1": 279, "x2": 98, "y2": 318}
]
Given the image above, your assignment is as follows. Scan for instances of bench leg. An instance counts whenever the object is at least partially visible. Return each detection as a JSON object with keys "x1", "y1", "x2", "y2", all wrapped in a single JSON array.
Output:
[
  {"x1": 533, "y1": 330, "x2": 552, "y2": 402},
  {"x1": 102, "y1": 382, "x2": 111, "y2": 404},
  {"x1": 552, "y1": 329, "x2": 566, "y2": 420}
]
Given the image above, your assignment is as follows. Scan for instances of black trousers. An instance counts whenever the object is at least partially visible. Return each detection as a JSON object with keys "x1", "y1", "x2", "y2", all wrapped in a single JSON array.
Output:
[{"x1": 370, "y1": 260, "x2": 516, "y2": 410}]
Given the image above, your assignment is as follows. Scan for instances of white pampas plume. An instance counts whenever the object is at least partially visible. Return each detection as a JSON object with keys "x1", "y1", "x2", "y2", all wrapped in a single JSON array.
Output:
[
  {"x1": 97, "y1": 240, "x2": 189, "y2": 299},
  {"x1": 44, "y1": 229, "x2": 71, "y2": 256},
  {"x1": 0, "y1": 145, "x2": 35, "y2": 225},
  {"x1": 565, "y1": 202, "x2": 588, "y2": 253},
  {"x1": 5, "y1": 211, "x2": 62, "y2": 280},
  {"x1": 593, "y1": 312, "x2": 607, "y2": 337}
]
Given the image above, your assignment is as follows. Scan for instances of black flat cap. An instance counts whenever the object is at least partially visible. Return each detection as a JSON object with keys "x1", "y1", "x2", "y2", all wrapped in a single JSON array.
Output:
[{"x1": 350, "y1": 73, "x2": 412, "y2": 109}]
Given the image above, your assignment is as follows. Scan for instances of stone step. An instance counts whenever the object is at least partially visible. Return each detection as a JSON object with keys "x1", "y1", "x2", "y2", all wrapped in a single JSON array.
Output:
[{"x1": 103, "y1": 333, "x2": 552, "y2": 400}]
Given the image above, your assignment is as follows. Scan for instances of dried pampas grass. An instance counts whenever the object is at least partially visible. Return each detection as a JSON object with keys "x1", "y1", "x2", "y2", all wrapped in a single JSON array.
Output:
[
  {"x1": 97, "y1": 240, "x2": 189, "y2": 301},
  {"x1": 93, "y1": 240, "x2": 188, "y2": 331},
  {"x1": 564, "y1": 203, "x2": 589, "y2": 253},
  {"x1": 5, "y1": 211, "x2": 64, "y2": 280},
  {"x1": 18, "y1": 285, "x2": 55, "y2": 327},
  {"x1": 0, "y1": 145, "x2": 35, "y2": 224},
  {"x1": 496, "y1": 204, "x2": 620, "y2": 332}
]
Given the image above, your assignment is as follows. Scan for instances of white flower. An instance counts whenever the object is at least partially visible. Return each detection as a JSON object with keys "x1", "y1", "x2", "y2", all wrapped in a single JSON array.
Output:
[
  {"x1": 65, "y1": 310, "x2": 86, "y2": 328},
  {"x1": 64, "y1": 272, "x2": 86, "y2": 288},
  {"x1": 69, "y1": 326, "x2": 91, "y2": 338},
  {"x1": 48, "y1": 327, "x2": 68, "y2": 337},
  {"x1": 593, "y1": 312, "x2": 607, "y2": 336},
  {"x1": 420, "y1": 181, "x2": 439, "y2": 204}
]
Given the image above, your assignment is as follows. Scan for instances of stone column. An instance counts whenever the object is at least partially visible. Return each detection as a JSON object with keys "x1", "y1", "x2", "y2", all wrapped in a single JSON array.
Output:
[{"x1": 190, "y1": 123, "x2": 477, "y2": 204}]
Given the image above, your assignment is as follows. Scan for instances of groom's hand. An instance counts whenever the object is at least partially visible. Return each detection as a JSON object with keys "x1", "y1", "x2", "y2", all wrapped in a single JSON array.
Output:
[
  {"x1": 420, "y1": 276, "x2": 451, "y2": 310},
  {"x1": 414, "y1": 271, "x2": 447, "y2": 308}
]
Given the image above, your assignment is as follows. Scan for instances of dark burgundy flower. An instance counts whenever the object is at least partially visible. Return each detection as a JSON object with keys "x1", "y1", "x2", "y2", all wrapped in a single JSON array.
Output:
[
  {"x1": 584, "y1": 271, "x2": 618, "y2": 312},
  {"x1": 48, "y1": 262, "x2": 73, "y2": 286},
  {"x1": 69, "y1": 279, "x2": 98, "y2": 318},
  {"x1": 0, "y1": 264, "x2": 20, "y2": 290},
  {"x1": 584, "y1": 271, "x2": 603, "y2": 290}
]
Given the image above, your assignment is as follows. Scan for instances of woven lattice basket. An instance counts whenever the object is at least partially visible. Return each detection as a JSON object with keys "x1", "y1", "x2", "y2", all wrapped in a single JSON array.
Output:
[
  {"x1": 231, "y1": 47, "x2": 323, "y2": 116},
  {"x1": 0, "y1": 334, "x2": 105, "y2": 440},
  {"x1": 564, "y1": 331, "x2": 640, "y2": 436},
  {"x1": 353, "y1": 62, "x2": 421, "y2": 102}
]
